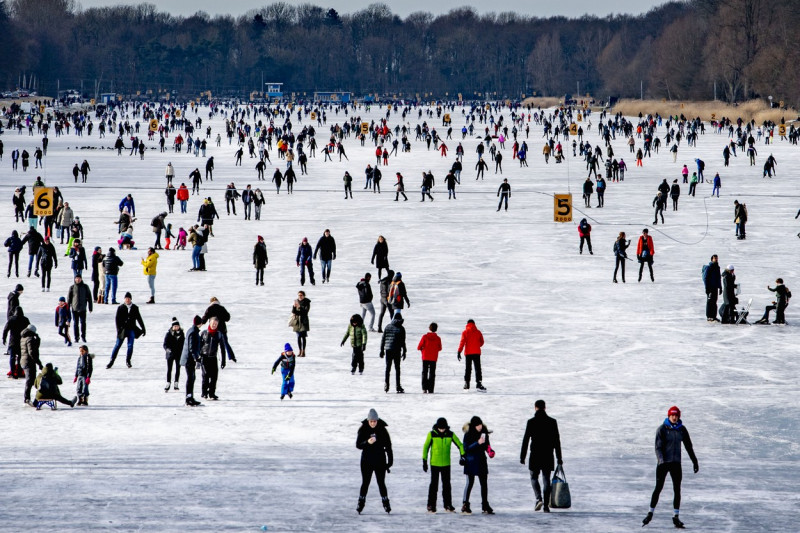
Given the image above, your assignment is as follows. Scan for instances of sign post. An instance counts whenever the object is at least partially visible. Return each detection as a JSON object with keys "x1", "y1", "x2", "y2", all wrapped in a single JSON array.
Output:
[{"x1": 553, "y1": 194, "x2": 572, "y2": 223}]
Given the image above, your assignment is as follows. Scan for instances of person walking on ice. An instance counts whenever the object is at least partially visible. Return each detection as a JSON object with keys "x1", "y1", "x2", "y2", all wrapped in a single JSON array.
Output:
[
  {"x1": 520, "y1": 399, "x2": 563, "y2": 513},
  {"x1": 642, "y1": 406, "x2": 699, "y2": 529},
  {"x1": 356, "y1": 408, "x2": 393, "y2": 514},
  {"x1": 422, "y1": 416, "x2": 465, "y2": 513},
  {"x1": 271, "y1": 343, "x2": 296, "y2": 399},
  {"x1": 637, "y1": 229, "x2": 655, "y2": 282}
]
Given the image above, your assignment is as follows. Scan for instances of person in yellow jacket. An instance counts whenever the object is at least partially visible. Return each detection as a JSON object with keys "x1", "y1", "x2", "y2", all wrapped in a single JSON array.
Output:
[
  {"x1": 141, "y1": 247, "x2": 159, "y2": 304},
  {"x1": 422, "y1": 417, "x2": 465, "y2": 513}
]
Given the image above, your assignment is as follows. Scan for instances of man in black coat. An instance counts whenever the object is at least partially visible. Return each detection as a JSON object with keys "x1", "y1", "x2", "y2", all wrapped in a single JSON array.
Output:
[
  {"x1": 520, "y1": 399, "x2": 563, "y2": 513},
  {"x1": 356, "y1": 273, "x2": 375, "y2": 331},
  {"x1": 67, "y1": 274, "x2": 93, "y2": 342},
  {"x1": 7, "y1": 284, "x2": 23, "y2": 320},
  {"x1": 3, "y1": 307, "x2": 30, "y2": 378},
  {"x1": 702, "y1": 255, "x2": 722, "y2": 322},
  {"x1": 107, "y1": 292, "x2": 145, "y2": 369},
  {"x1": 181, "y1": 316, "x2": 203, "y2": 406},
  {"x1": 379, "y1": 313, "x2": 406, "y2": 393},
  {"x1": 201, "y1": 297, "x2": 236, "y2": 362},
  {"x1": 313, "y1": 229, "x2": 337, "y2": 283}
]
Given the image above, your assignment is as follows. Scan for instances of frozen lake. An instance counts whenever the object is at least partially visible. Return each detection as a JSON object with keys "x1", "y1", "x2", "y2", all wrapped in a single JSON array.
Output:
[{"x1": 0, "y1": 102, "x2": 798, "y2": 532}]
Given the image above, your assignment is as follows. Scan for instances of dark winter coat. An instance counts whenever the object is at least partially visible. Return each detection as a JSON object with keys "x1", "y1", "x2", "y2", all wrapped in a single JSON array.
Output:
[
  {"x1": 37, "y1": 242, "x2": 58, "y2": 271},
  {"x1": 69, "y1": 246, "x2": 88, "y2": 271},
  {"x1": 35, "y1": 365, "x2": 62, "y2": 400},
  {"x1": 91, "y1": 250, "x2": 104, "y2": 282},
  {"x1": 103, "y1": 251, "x2": 123, "y2": 275},
  {"x1": 115, "y1": 303, "x2": 145, "y2": 337},
  {"x1": 7, "y1": 289, "x2": 22, "y2": 320},
  {"x1": 655, "y1": 419, "x2": 698, "y2": 465},
  {"x1": 296, "y1": 242, "x2": 313, "y2": 265},
  {"x1": 3, "y1": 308, "x2": 30, "y2": 348},
  {"x1": 180, "y1": 324, "x2": 201, "y2": 366},
  {"x1": 197, "y1": 202, "x2": 219, "y2": 224},
  {"x1": 371, "y1": 241, "x2": 389, "y2": 269},
  {"x1": 67, "y1": 281, "x2": 93, "y2": 313},
  {"x1": 199, "y1": 329, "x2": 224, "y2": 360},
  {"x1": 380, "y1": 315, "x2": 406, "y2": 354},
  {"x1": 463, "y1": 427, "x2": 490, "y2": 476},
  {"x1": 75, "y1": 352, "x2": 93, "y2": 379},
  {"x1": 313, "y1": 235, "x2": 337, "y2": 261},
  {"x1": 21, "y1": 229, "x2": 43, "y2": 255},
  {"x1": 703, "y1": 261, "x2": 722, "y2": 293},
  {"x1": 520, "y1": 410, "x2": 563, "y2": 471},
  {"x1": 253, "y1": 241, "x2": 268, "y2": 268},
  {"x1": 19, "y1": 326, "x2": 42, "y2": 369},
  {"x1": 613, "y1": 238, "x2": 630, "y2": 259},
  {"x1": 356, "y1": 419, "x2": 393, "y2": 469},
  {"x1": 163, "y1": 328, "x2": 185, "y2": 360},
  {"x1": 4, "y1": 231, "x2": 22, "y2": 254},
  {"x1": 722, "y1": 270, "x2": 737, "y2": 306},
  {"x1": 202, "y1": 303, "x2": 231, "y2": 334},
  {"x1": 356, "y1": 279, "x2": 373, "y2": 304}
]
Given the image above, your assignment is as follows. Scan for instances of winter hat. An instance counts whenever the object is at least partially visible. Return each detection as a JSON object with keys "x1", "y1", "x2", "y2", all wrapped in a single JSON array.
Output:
[
  {"x1": 727, "y1": 264, "x2": 734, "y2": 271},
  {"x1": 193, "y1": 315, "x2": 202, "y2": 326},
  {"x1": 124, "y1": 292, "x2": 132, "y2": 300},
  {"x1": 436, "y1": 417, "x2": 449, "y2": 429},
  {"x1": 394, "y1": 272, "x2": 402, "y2": 280},
  {"x1": 58, "y1": 296, "x2": 66, "y2": 302},
  {"x1": 257, "y1": 235, "x2": 264, "y2": 241},
  {"x1": 171, "y1": 317, "x2": 180, "y2": 327},
  {"x1": 284, "y1": 343, "x2": 293, "y2": 352},
  {"x1": 470, "y1": 415, "x2": 483, "y2": 427},
  {"x1": 367, "y1": 408, "x2": 379, "y2": 421},
  {"x1": 94, "y1": 246, "x2": 101, "y2": 252},
  {"x1": 302, "y1": 237, "x2": 308, "y2": 243},
  {"x1": 15, "y1": 284, "x2": 24, "y2": 292},
  {"x1": 667, "y1": 406, "x2": 681, "y2": 417},
  {"x1": 26, "y1": 324, "x2": 37, "y2": 334}
]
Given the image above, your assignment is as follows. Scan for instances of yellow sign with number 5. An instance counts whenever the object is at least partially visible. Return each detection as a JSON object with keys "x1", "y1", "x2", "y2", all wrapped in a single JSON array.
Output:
[{"x1": 554, "y1": 194, "x2": 572, "y2": 223}]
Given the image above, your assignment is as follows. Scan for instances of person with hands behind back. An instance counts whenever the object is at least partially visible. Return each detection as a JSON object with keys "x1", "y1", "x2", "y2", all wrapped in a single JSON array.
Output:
[
  {"x1": 356, "y1": 408, "x2": 393, "y2": 515},
  {"x1": 379, "y1": 312, "x2": 406, "y2": 393}
]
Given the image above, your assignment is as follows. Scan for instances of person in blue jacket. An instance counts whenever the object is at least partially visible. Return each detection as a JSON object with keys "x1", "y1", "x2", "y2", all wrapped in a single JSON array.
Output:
[
  {"x1": 4, "y1": 230, "x2": 23, "y2": 278},
  {"x1": 296, "y1": 237, "x2": 315, "y2": 286},
  {"x1": 642, "y1": 406, "x2": 699, "y2": 529},
  {"x1": 180, "y1": 315, "x2": 202, "y2": 406},
  {"x1": 271, "y1": 343, "x2": 296, "y2": 400},
  {"x1": 118, "y1": 194, "x2": 135, "y2": 218},
  {"x1": 461, "y1": 415, "x2": 494, "y2": 515}
]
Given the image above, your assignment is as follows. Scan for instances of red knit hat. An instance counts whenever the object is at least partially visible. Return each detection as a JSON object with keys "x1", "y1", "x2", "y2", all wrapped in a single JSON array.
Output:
[{"x1": 667, "y1": 406, "x2": 681, "y2": 417}]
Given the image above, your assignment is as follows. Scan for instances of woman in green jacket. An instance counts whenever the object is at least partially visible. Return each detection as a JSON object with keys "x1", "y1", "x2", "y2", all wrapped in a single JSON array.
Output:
[{"x1": 422, "y1": 417, "x2": 465, "y2": 513}]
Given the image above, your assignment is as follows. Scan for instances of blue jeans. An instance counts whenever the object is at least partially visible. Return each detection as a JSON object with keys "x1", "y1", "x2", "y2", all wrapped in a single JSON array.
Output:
[
  {"x1": 110, "y1": 330, "x2": 135, "y2": 362},
  {"x1": 76, "y1": 376, "x2": 90, "y2": 397},
  {"x1": 192, "y1": 245, "x2": 202, "y2": 269},
  {"x1": 104, "y1": 274, "x2": 118, "y2": 303},
  {"x1": 320, "y1": 259, "x2": 332, "y2": 280},
  {"x1": 180, "y1": 200, "x2": 187, "y2": 213},
  {"x1": 27, "y1": 254, "x2": 37, "y2": 274},
  {"x1": 280, "y1": 367, "x2": 295, "y2": 396}
]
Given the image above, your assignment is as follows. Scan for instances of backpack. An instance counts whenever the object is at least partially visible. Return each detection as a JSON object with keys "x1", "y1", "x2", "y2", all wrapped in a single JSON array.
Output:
[{"x1": 701, "y1": 264, "x2": 709, "y2": 282}]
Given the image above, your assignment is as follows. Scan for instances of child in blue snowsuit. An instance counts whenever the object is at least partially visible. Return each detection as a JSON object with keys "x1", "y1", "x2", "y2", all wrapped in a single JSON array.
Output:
[
  {"x1": 272, "y1": 343, "x2": 296, "y2": 400},
  {"x1": 55, "y1": 296, "x2": 72, "y2": 346}
]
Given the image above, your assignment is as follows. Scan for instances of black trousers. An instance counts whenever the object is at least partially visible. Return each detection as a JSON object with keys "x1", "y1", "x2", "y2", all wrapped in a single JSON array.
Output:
[
  {"x1": 706, "y1": 290, "x2": 719, "y2": 320},
  {"x1": 166, "y1": 354, "x2": 180, "y2": 382},
  {"x1": 184, "y1": 362, "x2": 196, "y2": 397},
  {"x1": 650, "y1": 462, "x2": 682, "y2": 510},
  {"x1": 614, "y1": 256, "x2": 626, "y2": 281},
  {"x1": 255, "y1": 267, "x2": 264, "y2": 284},
  {"x1": 639, "y1": 258, "x2": 654, "y2": 281},
  {"x1": 201, "y1": 356, "x2": 218, "y2": 396},
  {"x1": 72, "y1": 310, "x2": 87, "y2": 341},
  {"x1": 360, "y1": 463, "x2": 388, "y2": 498},
  {"x1": 422, "y1": 360, "x2": 436, "y2": 392},
  {"x1": 463, "y1": 472, "x2": 488, "y2": 505},
  {"x1": 377, "y1": 301, "x2": 390, "y2": 330},
  {"x1": 580, "y1": 235, "x2": 592, "y2": 253},
  {"x1": 464, "y1": 354, "x2": 482, "y2": 384},
  {"x1": 384, "y1": 350, "x2": 402, "y2": 388},
  {"x1": 427, "y1": 465, "x2": 452, "y2": 508},
  {"x1": 351, "y1": 346, "x2": 364, "y2": 372}
]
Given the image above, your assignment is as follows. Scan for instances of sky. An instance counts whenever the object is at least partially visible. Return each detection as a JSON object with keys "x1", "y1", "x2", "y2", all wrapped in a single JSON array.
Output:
[{"x1": 75, "y1": 0, "x2": 669, "y2": 19}]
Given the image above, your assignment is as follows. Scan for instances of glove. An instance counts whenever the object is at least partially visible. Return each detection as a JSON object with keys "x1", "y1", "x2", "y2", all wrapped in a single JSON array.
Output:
[
  {"x1": 406, "y1": 301, "x2": 410, "y2": 308},
  {"x1": 284, "y1": 375, "x2": 291, "y2": 382},
  {"x1": 557, "y1": 459, "x2": 563, "y2": 466},
  {"x1": 386, "y1": 468, "x2": 391, "y2": 474},
  {"x1": 693, "y1": 462, "x2": 699, "y2": 473},
  {"x1": 296, "y1": 262, "x2": 300, "y2": 267},
  {"x1": 457, "y1": 352, "x2": 462, "y2": 362},
  {"x1": 73, "y1": 376, "x2": 78, "y2": 383},
  {"x1": 340, "y1": 340, "x2": 345, "y2": 347},
  {"x1": 520, "y1": 458, "x2": 526, "y2": 465},
  {"x1": 379, "y1": 351, "x2": 385, "y2": 359},
  {"x1": 487, "y1": 445, "x2": 495, "y2": 459},
  {"x1": 402, "y1": 352, "x2": 406, "y2": 361},
  {"x1": 459, "y1": 455, "x2": 466, "y2": 466},
  {"x1": 85, "y1": 377, "x2": 90, "y2": 385},
  {"x1": 38, "y1": 364, "x2": 43, "y2": 370},
  {"x1": 221, "y1": 362, "x2": 226, "y2": 369},
  {"x1": 422, "y1": 460, "x2": 428, "y2": 472},
  {"x1": 141, "y1": 330, "x2": 146, "y2": 337},
  {"x1": 271, "y1": 368, "x2": 276, "y2": 375}
]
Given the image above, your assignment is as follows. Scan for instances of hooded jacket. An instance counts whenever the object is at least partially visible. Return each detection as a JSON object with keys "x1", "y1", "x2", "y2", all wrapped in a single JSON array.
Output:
[
  {"x1": 462, "y1": 420, "x2": 491, "y2": 476},
  {"x1": 103, "y1": 250, "x2": 124, "y2": 275},
  {"x1": 423, "y1": 424, "x2": 465, "y2": 467},
  {"x1": 380, "y1": 315, "x2": 406, "y2": 354},
  {"x1": 417, "y1": 332, "x2": 442, "y2": 362},
  {"x1": 458, "y1": 322, "x2": 484, "y2": 355},
  {"x1": 19, "y1": 325, "x2": 42, "y2": 369},
  {"x1": 4, "y1": 231, "x2": 22, "y2": 254}
]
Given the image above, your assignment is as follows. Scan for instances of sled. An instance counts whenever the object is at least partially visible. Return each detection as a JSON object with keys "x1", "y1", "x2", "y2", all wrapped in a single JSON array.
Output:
[{"x1": 34, "y1": 399, "x2": 57, "y2": 410}]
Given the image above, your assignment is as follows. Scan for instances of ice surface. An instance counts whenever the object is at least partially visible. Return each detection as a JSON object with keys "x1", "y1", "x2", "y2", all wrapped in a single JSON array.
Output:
[{"x1": 0, "y1": 104, "x2": 798, "y2": 532}]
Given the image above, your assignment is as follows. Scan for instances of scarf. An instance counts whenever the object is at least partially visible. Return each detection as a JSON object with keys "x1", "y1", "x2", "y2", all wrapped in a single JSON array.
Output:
[{"x1": 663, "y1": 418, "x2": 683, "y2": 430}]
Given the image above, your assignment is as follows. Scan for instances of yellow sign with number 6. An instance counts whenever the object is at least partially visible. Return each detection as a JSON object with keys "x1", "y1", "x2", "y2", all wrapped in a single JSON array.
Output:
[
  {"x1": 34, "y1": 187, "x2": 54, "y2": 217},
  {"x1": 554, "y1": 194, "x2": 572, "y2": 223}
]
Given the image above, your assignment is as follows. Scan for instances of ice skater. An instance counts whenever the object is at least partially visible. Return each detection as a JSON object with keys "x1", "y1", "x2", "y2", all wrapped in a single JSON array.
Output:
[{"x1": 271, "y1": 343, "x2": 296, "y2": 399}]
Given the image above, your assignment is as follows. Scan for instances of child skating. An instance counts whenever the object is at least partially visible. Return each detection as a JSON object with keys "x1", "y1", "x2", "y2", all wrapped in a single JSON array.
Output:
[
  {"x1": 73, "y1": 345, "x2": 93, "y2": 406},
  {"x1": 272, "y1": 343, "x2": 296, "y2": 400},
  {"x1": 341, "y1": 314, "x2": 368, "y2": 375},
  {"x1": 55, "y1": 296, "x2": 72, "y2": 346}
]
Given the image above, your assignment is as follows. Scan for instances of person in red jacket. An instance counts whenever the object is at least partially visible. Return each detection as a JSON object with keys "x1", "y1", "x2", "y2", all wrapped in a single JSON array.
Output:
[
  {"x1": 637, "y1": 228, "x2": 655, "y2": 282},
  {"x1": 417, "y1": 322, "x2": 442, "y2": 394},
  {"x1": 176, "y1": 183, "x2": 190, "y2": 214},
  {"x1": 578, "y1": 218, "x2": 593, "y2": 255},
  {"x1": 457, "y1": 319, "x2": 485, "y2": 391}
]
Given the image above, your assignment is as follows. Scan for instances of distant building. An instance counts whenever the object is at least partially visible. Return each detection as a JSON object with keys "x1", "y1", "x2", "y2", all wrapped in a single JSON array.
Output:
[
  {"x1": 314, "y1": 91, "x2": 351, "y2": 103},
  {"x1": 265, "y1": 83, "x2": 283, "y2": 99}
]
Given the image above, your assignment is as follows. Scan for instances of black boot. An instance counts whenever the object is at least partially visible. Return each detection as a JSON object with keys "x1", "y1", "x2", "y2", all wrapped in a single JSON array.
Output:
[
  {"x1": 357, "y1": 496, "x2": 365, "y2": 514},
  {"x1": 642, "y1": 511, "x2": 653, "y2": 526},
  {"x1": 382, "y1": 497, "x2": 391, "y2": 514},
  {"x1": 482, "y1": 503, "x2": 494, "y2": 514},
  {"x1": 673, "y1": 516, "x2": 684, "y2": 529},
  {"x1": 461, "y1": 502, "x2": 472, "y2": 514}
]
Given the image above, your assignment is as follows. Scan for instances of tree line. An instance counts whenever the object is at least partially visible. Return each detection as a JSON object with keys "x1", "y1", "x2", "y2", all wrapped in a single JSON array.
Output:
[{"x1": 1, "y1": 0, "x2": 798, "y2": 106}]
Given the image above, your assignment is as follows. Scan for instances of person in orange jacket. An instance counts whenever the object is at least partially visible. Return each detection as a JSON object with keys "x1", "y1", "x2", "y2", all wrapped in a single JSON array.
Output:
[
  {"x1": 417, "y1": 322, "x2": 442, "y2": 393},
  {"x1": 637, "y1": 228, "x2": 655, "y2": 283},
  {"x1": 176, "y1": 182, "x2": 190, "y2": 214},
  {"x1": 457, "y1": 319, "x2": 485, "y2": 391}
]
